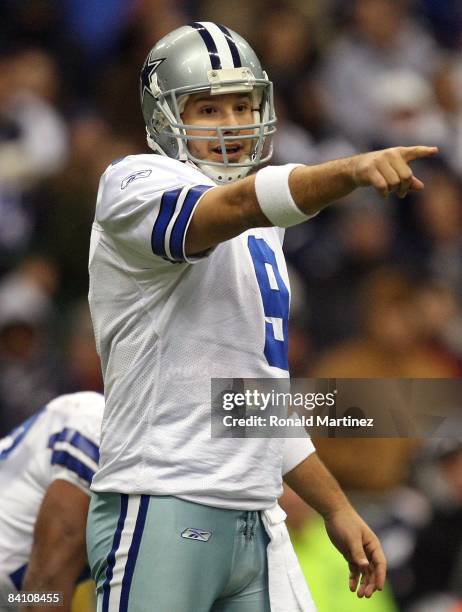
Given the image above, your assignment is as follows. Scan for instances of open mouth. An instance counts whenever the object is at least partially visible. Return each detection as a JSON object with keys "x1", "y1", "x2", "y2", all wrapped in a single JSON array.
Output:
[{"x1": 211, "y1": 143, "x2": 243, "y2": 157}]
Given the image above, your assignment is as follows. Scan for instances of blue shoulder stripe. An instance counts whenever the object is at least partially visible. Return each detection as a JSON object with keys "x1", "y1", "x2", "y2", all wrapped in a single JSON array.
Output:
[
  {"x1": 169, "y1": 185, "x2": 213, "y2": 261},
  {"x1": 151, "y1": 188, "x2": 182, "y2": 258},
  {"x1": 103, "y1": 494, "x2": 128, "y2": 612},
  {"x1": 48, "y1": 428, "x2": 99, "y2": 464},
  {"x1": 119, "y1": 496, "x2": 150, "y2": 610},
  {"x1": 0, "y1": 411, "x2": 43, "y2": 460},
  {"x1": 9, "y1": 564, "x2": 27, "y2": 590},
  {"x1": 50, "y1": 450, "x2": 95, "y2": 484}
]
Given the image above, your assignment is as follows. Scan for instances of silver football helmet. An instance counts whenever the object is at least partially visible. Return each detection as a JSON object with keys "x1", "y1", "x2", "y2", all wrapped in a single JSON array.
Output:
[{"x1": 140, "y1": 22, "x2": 276, "y2": 183}]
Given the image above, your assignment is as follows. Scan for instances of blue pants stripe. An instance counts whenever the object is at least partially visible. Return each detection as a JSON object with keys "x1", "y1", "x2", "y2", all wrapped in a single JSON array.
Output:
[{"x1": 102, "y1": 494, "x2": 128, "y2": 612}]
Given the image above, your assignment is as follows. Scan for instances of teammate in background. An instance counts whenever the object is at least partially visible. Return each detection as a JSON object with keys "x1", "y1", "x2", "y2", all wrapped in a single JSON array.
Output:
[
  {"x1": 87, "y1": 22, "x2": 437, "y2": 611},
  {"x1": 0, "y1": 392, "x2": 104, "y2": 612}
]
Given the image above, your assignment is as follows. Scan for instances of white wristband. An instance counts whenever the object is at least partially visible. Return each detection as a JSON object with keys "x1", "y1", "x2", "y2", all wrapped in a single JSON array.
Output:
[
  {"x1": 254, "y1": 164, "x2": 309, "y2": 228},
  {"x1": 282, "y1": 427, "x2": 316, "y2": 475}
]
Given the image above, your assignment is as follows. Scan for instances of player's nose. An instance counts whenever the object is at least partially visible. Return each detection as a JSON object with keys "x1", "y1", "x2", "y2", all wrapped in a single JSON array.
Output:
[{"x1": 222, "y1": 109, "x2": 241, "y2": 131}]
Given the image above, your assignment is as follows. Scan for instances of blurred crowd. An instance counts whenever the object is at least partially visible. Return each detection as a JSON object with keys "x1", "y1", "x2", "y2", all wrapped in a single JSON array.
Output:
[{"x1": 1, "y1": 1, "x2": 462, "y2": 610}]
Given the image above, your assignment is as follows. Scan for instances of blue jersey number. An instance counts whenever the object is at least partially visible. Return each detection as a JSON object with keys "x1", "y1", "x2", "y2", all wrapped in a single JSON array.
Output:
[
  {"x1": 0, "y1": 412, "x2": 42, "y2": 460},
  {"x1": 248, "y1": 236, "x2": 289, "y2": 371}
]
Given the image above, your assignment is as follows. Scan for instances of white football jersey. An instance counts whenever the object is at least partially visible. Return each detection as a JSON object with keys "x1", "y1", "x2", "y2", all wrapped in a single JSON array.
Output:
[
  {"x1": 89, "y1": 154, "x2": 314, "y2": 509},
  {"x1": 0, "y1": 392, "x2": 104, "y2": 595}
]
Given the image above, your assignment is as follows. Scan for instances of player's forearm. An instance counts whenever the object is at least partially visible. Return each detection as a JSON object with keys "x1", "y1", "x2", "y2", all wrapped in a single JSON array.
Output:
[
  {"x1": 231, "y1": 146, "x2": 438, "y2": 228},
  {"x1": 21, "y1": 569, "x2": 73, "y2": 612},
  {"x1": 283, "y1": 452, "x2": 351, "y2": 520},
  {"x1": 187, "y1": 146, "x2": 437, "y2": 255},
  {"x1": 236, "y1": 157, "x2": 357, "y2": 224},
  {"x1": 186, "y1": 158, "x2": 356, "y2": 254},
  {"x1": 21, "y1": 540, "x2": 86, "y2": 612},
  {"x1": 289, "y1": 158, "x2": 357, "y2": 216}
]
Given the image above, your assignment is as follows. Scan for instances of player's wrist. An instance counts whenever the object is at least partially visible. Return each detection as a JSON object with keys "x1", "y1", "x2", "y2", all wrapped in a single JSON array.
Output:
[
  {"x1": 254, "y1": 164, "x2": 311, "y2": 228},
  {"x1": 319, "y1": 496, "x2": 352, "y2": 522},
  {"x1": 344, "y1": 155, "x2": 363, "y2": 189}
]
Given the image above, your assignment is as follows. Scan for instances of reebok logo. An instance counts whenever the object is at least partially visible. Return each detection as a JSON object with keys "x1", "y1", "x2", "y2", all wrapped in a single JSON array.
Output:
[
  {"x1": 181, "y1": 528, "x2": 212, "y2": 542},
  {"x1": 121, "y1": 170, "x2": 152, "y2": 190}
]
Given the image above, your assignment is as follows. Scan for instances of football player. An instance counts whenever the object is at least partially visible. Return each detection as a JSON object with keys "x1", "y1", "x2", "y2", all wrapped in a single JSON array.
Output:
[
  {"x1": 0, "y1": 392, "x2": 103, "y2": 611},
  {"x1": 87, "y1": 22, "x2": 437, "y2": 612}
]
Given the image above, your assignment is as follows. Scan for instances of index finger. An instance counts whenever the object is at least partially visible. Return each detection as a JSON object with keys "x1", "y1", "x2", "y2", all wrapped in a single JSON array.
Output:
[{"x1": 400, "y1": 146, "x2": 439, "y2": 162}]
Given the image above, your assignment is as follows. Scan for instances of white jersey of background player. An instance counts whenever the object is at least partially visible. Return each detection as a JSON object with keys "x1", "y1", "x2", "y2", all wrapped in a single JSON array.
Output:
[{"x1": 0, "y1": 391, "x2": 103, "y2": 608}]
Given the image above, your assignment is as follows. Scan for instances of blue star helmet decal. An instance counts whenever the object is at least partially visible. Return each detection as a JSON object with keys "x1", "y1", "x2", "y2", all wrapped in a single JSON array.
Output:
[{"x1": 140, "y1": 53, "x2": 166, "y2": 103}]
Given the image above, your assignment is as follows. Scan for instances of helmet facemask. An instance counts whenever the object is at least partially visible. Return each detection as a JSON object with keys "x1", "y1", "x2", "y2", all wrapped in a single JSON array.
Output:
[{"x1": 145, "y1": 67, "x2": 277, "y2": 183}]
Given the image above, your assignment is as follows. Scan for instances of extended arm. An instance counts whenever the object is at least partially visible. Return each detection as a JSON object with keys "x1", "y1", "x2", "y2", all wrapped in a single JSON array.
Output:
[
  {"x1": 21, "y1": 480, "x2": 90, "y2": 612},
  {"x1": 283, "y1": 452, "x2": 387, "y2": 599},
  {"x1": 186, "y1": 145, "x2": 438, "y2": 254}
]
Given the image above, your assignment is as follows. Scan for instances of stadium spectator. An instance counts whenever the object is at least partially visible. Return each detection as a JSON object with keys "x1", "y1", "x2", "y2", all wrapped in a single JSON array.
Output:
[
  {"x1": 414, "y1": 279, "x2": 462, "y2": 374},
  {"x1": 402, "y1": 441, "x2": 462, "y2": 610},
  {"x1": 61, "y1": 301, "x2": 103, "y2": 394},
  {"x1": 256, "y1": 7, "x2": 315, "y2": 116},
  {"x1": 312, "y1": 267, "x2": 459, "y2": 379},
  {"x1": 0, "y1": 50, "x2": 68, "y2": 267},
  {"x1": 60, "y1": 0, "x2": 134, "y2": 63},
  {"x1": 371, "y1": 69, "x2": 450, "y2": 154},
  {"x1": 407, "y1": 169, "x2": 462, "y2": 299},
  {"x1": 0, "y1": 257, "x2": 60, "y2": 436},
  {"x1": 0, "y1": 50, "x2": 67, "y2": 184},
  {"x1": 320, "y1": 0, "x2": 442, "y2": 148},
  {"x1": 310, "y1": 269, "x2": 456, "y2": 494},
  {"x1": 285, "y1": 194, "x2": 395, "y2": 349},
  {"x1": 33, "y1": 116, "x2": 138, "y2": 303}
]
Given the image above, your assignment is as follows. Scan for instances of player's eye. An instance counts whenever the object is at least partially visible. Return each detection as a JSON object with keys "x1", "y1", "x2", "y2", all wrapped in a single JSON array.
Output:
[
  {"x1": 199, "y1": 106, "x2": 217, "y2": 115},
  {"x1": 236, "y1": 103, "x2": 250, "y2": 113}
]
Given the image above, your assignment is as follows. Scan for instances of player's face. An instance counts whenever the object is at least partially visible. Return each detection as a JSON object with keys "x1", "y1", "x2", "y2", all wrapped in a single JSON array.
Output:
[{"x1": 181, "y1": 92, "x2": 255, "y2": 163}]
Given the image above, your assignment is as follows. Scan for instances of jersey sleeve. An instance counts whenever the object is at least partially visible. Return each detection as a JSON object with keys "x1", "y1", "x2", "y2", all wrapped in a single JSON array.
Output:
[
  {"x1": 96, "y1": 155, "x2": 216, "y2": 264},
  {"x1": 47, "y1": 393, "x2": 104, "y2": 496}
]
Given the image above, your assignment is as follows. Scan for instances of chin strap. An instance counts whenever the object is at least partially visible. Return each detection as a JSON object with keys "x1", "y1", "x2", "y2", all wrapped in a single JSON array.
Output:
[{"x1": 196, "y1": 159, "x2": 252, "y2": 184}]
